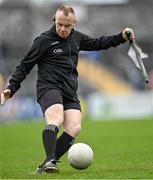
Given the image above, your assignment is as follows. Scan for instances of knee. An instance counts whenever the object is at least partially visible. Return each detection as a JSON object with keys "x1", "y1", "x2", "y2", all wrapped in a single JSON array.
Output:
[
  {"x1": 66, "y1": 123, "x2": 81, "y2": 137},
  {"x1": 74, "y1": 124, "x2": 81, "y2": 135}
]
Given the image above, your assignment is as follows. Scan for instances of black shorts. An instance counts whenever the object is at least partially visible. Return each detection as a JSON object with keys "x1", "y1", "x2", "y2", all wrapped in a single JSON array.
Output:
[{"x1": 38, "y1": 88, "x2": 81, "y2": 114}]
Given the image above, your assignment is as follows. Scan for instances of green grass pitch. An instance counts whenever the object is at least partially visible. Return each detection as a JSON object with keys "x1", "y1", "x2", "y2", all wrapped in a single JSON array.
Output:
[{"x1": 0, "y1": 118, "x2": 153, "y2": 179}]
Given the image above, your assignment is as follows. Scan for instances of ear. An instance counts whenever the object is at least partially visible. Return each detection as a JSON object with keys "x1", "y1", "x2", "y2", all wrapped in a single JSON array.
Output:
[
  {"x1": 74, "y1": 19, "x2": 77, "y2": 25},
  {"x1": 53, "y1": 15, "x2": 55, "y2": 23},
  {"x1": 72, "y1": 19, "x2": 77, "y2": 27}
]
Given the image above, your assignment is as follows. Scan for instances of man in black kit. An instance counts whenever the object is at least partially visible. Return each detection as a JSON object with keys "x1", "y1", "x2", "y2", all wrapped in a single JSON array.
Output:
[{"x1": 0, "y1": 5, "x2": 135, "y2": 173}]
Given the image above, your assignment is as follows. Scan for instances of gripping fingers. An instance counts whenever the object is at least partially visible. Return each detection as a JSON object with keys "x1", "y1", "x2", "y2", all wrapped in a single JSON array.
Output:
[{"x1": 123, "y1": 27, "x2": 135, "y2": 41}]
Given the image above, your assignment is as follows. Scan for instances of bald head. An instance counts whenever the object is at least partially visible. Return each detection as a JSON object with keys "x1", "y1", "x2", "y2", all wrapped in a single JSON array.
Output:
[
  {"x1": 55, "y1": 5, "x2": 75, "y2": 17},
  {"x1": 55, "y1": 6, "x2": 77, "y2": 39}
]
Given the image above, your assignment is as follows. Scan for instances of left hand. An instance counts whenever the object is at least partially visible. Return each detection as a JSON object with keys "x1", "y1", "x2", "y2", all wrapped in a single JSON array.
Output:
[{"x1": 122, "y1": 27, "x2": 135, "y2": 42}]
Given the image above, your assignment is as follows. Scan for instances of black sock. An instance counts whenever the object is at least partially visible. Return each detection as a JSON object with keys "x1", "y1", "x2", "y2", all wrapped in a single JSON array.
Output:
[
  {"x1": 55, "y1": 132, "x2": 75, "y2": 160},
  {"x1": 42, "y1": 124, "x2": 59, "y2": 161}
]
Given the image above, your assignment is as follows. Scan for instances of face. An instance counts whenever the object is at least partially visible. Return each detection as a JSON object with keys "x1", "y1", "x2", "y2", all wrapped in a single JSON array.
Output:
[{"x1": 55, "y1": 11, "x2": 76, "y2": 39}]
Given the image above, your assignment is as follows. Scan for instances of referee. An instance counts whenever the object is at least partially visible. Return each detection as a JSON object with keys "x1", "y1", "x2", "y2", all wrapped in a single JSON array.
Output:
[{"x1": 0, "y1": 5, "x2": 135, "y2": 173}]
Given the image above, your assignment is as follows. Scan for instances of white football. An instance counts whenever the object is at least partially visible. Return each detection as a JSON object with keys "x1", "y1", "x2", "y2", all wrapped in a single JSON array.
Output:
[{"x1": 68, "y1": 143, "x2": 94, "y2": 170}]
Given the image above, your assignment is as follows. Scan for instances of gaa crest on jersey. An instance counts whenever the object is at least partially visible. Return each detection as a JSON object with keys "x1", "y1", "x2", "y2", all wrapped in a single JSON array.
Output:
[{"x1": 53, "y1": 48, "x2": 63, "y2": 54}]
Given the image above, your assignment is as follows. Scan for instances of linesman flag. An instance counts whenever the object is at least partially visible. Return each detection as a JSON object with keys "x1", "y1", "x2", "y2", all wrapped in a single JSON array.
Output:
[{"x1": 127, "y1": 39, "x2": 149, "y2": 83}]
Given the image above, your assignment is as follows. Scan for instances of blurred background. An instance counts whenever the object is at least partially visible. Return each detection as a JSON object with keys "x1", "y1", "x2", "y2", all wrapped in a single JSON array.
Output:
[{"x1": 0, "y1": 0, "x2": 153, "y2": 121}]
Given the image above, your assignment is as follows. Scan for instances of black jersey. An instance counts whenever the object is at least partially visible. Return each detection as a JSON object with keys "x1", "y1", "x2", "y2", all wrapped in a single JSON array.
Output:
[{"x1": 7, "y1": 25, "x2": 125, "y2": 100}]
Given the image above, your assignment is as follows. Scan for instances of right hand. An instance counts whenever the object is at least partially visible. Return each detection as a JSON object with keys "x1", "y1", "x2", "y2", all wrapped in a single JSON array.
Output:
[{"x1": 0, "y1": 89, "x2": 11, "y2": 106}]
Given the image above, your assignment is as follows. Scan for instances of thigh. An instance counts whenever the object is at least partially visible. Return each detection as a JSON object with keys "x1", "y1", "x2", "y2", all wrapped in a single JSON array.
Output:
[
  {"x1": 38, "y1": 89, "x2": 64, "y2": 126},
  {"x1": 45, "y1": 104, "x2": 64, "y2": 127},
  {"x1": 63, "y1": 109, "x2": 82, "y2": 137},
  {"x1": 38, "y1": 88, "x2": 63, "y2": 115}
]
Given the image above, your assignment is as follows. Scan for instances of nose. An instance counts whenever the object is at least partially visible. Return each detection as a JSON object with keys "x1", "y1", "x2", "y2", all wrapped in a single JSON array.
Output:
[{"x1": 61, "y1": 26, "x2": 66, "y2": 32}]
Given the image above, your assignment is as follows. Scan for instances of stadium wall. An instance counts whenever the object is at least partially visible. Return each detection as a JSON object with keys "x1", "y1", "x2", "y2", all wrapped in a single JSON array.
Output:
[
  {"x1": 0, "y1": 91, "x2": 152, "y2": 121},
  {"x1": 87, "y1": 91, "x2": 153, "y2": 120}
]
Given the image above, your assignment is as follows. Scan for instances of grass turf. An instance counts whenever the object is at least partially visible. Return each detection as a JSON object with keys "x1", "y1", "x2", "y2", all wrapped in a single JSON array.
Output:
[{"x1": 0, "y1": 118, "x2": 153, "y2": 179}]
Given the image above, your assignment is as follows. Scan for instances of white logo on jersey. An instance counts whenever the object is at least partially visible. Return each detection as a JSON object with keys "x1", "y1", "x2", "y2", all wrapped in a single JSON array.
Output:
[
  {"x1": 53, "y1": 49, "x2": 63, "y2": 53},
  {"x1": 51, "y1": 41, "x2": 59, "y2": 45}
]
